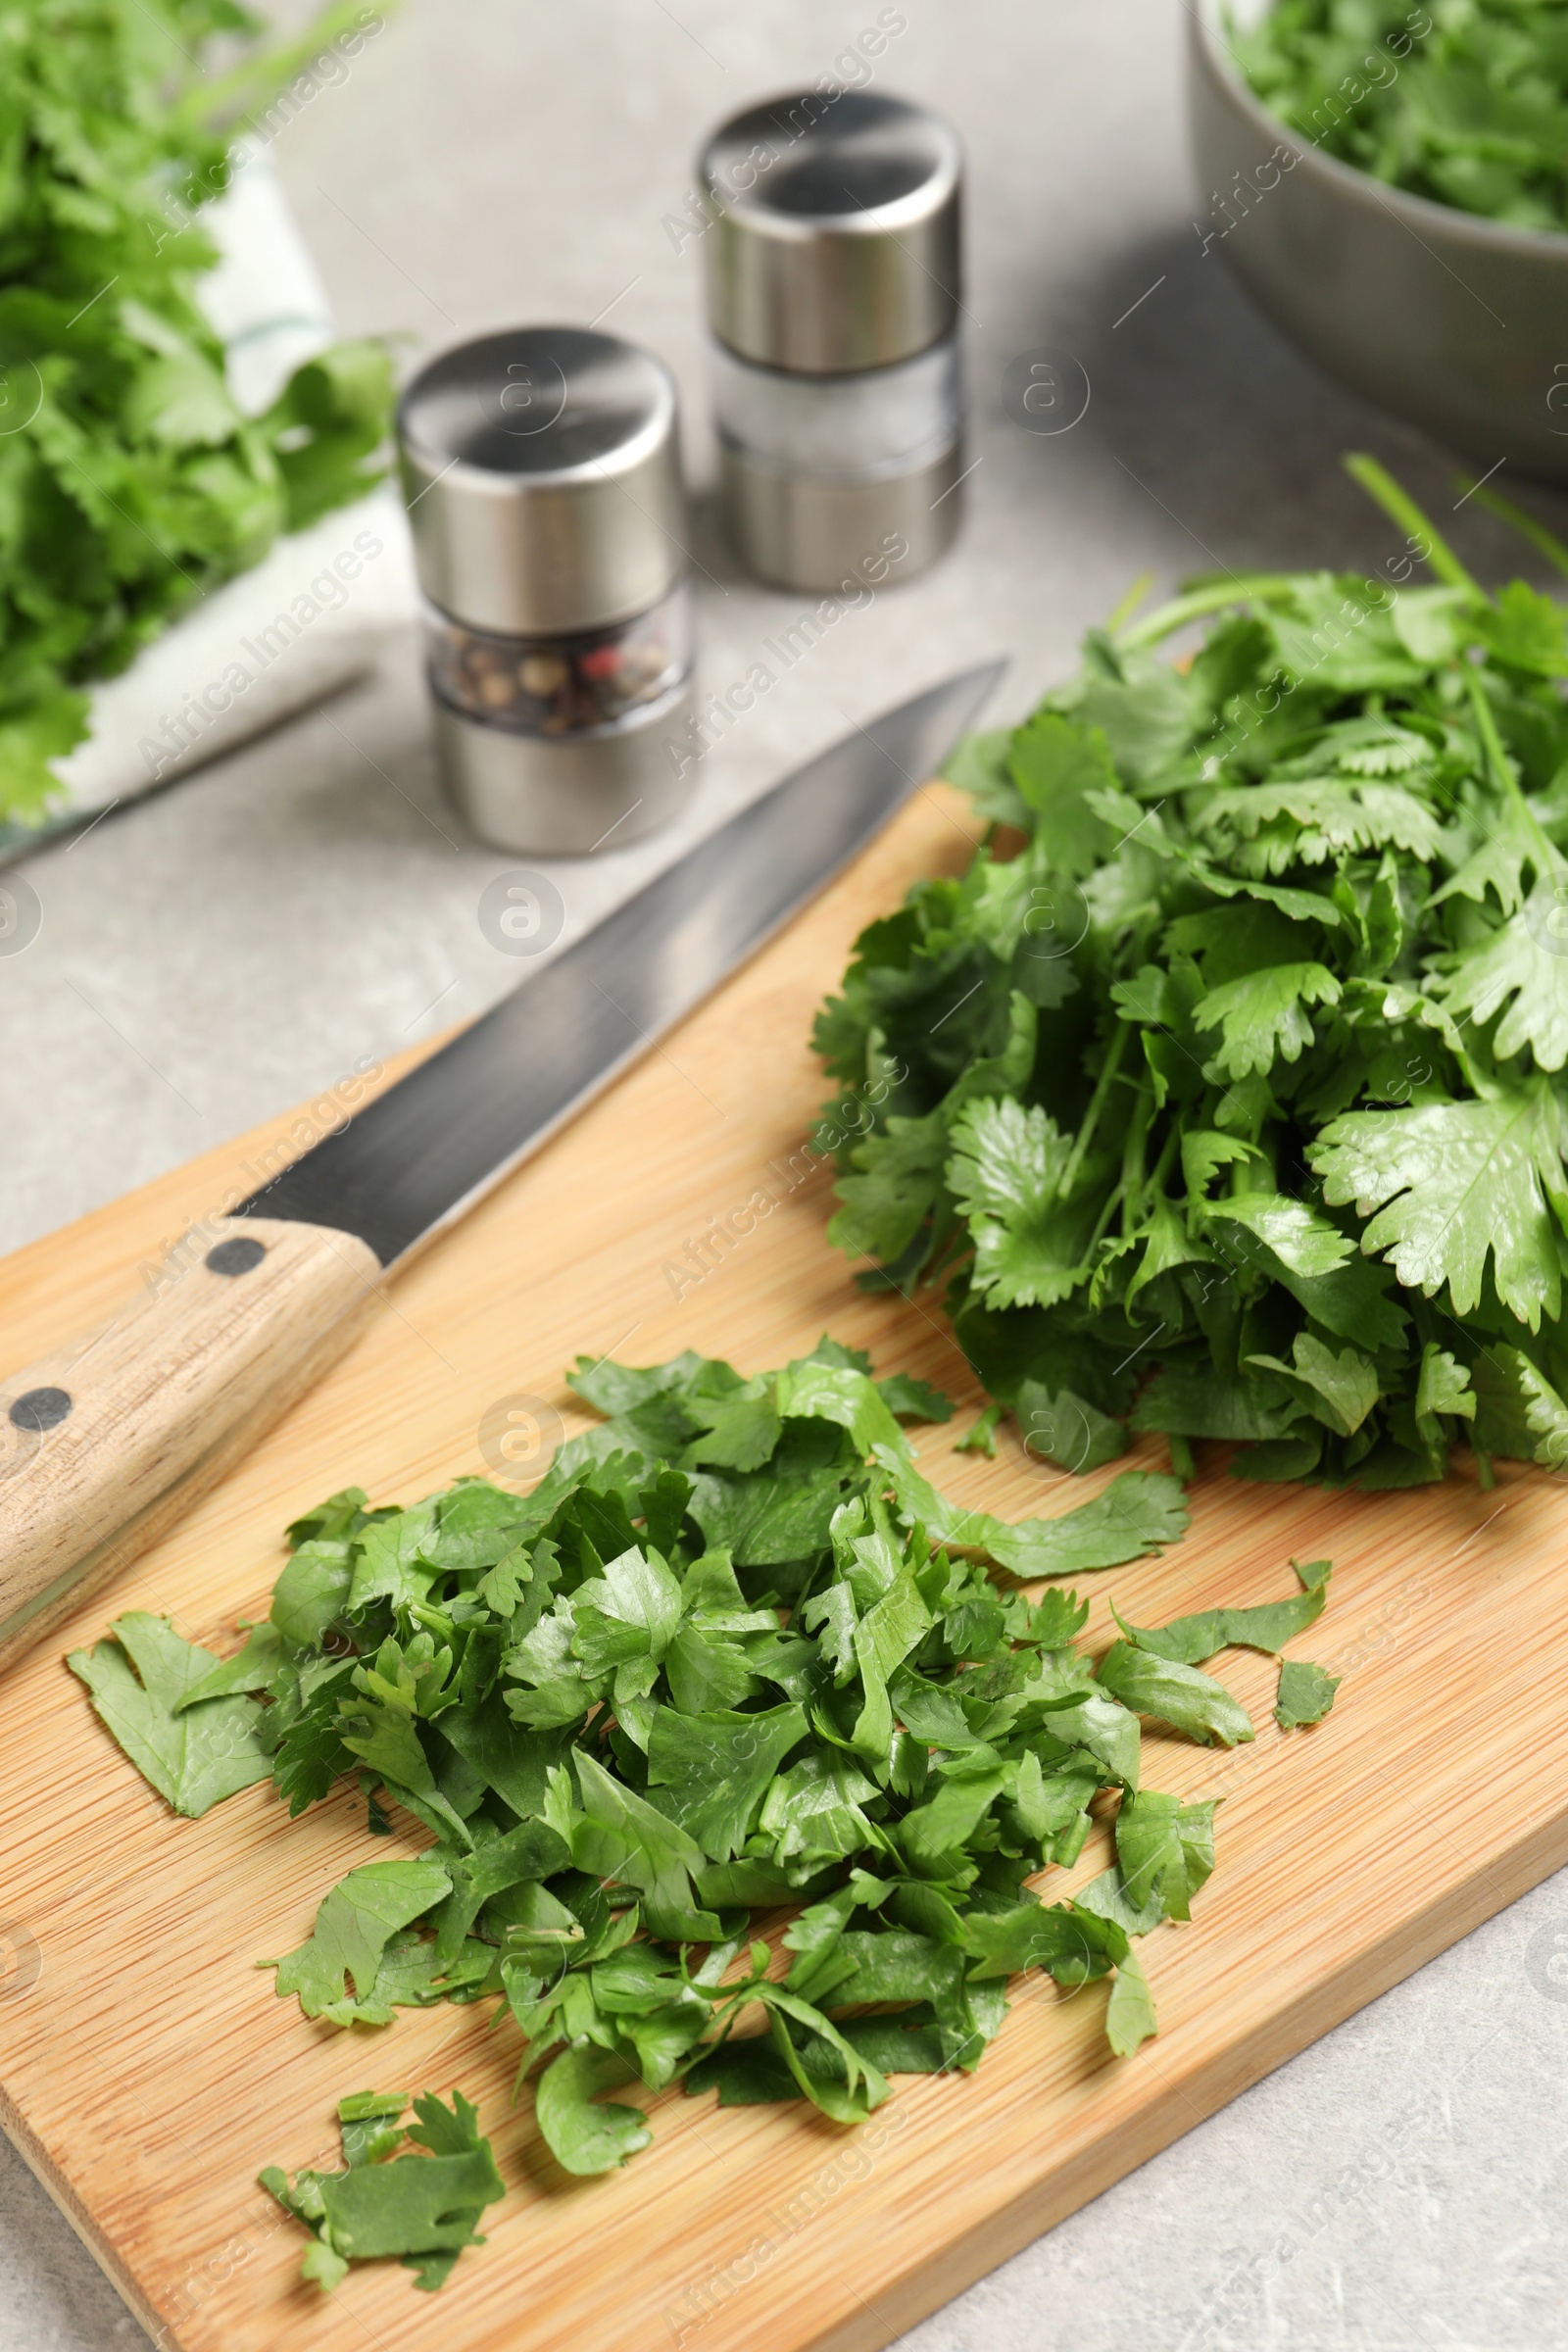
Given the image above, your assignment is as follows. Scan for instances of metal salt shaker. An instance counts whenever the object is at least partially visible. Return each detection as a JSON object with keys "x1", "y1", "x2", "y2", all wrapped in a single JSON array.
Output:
[
  {"x1": 699, "y1": 89, "x2": 964, "y2": 594},
  {"x1": 397, "y1": 325, "x2": 696, "y2": 855}
]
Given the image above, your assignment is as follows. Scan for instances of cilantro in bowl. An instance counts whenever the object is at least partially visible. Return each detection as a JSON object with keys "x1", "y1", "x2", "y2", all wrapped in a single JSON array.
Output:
[{"x1": 1233, "y1": 0, "x2": 1568, "y2": 234}]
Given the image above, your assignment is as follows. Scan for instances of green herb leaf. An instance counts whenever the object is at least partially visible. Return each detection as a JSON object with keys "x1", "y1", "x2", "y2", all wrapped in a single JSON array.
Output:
[
  {"x1": 263, "y1": 2086, "x2": 504, "y2": 2291},
  {"x1": 1104, "y1": 1946, "x2": 1158, "y2": 2056},
  {"x1": 67, "y1": 1614, "x2": 273, "y2": 1816},
  {"x1": 876, "y1": 1372, "x2": 956, "y2": 1422},
  {"x1": 1237, "y1": 2, "x2": 1568, "y2": 236},
  {"x1": 1096, "y1": 1641, "x2": 1254, "y2": 1748},
  {"x1": 645, "y1": 1703, "x2": 808, "y2": 1859},
  {"x1": 535, "y1": 2044, "x2": 652, "y2": 2175},
  {"x1": 265, "y1": 1858, "x2": 454, "y2": 2026},
  {"x1": 1274, "y1": 1659, "x2": 1342, "y2": 1730},
  {"x1": 1312, "y1": 1089, "x2": 1567, "y2": 1328}
]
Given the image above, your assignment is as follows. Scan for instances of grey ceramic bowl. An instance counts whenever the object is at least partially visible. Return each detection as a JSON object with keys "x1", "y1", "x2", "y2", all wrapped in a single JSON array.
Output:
[{"x1": 1188, "y1": 0, "x2": 1568, "y2": 482}]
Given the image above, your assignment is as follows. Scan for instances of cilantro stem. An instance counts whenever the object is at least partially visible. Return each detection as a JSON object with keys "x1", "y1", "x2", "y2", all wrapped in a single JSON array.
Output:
[
  {"x1": 1104, "y1": 570, "x2": 1155, "y2": 635},
  {"x1": 1342, "y1": 453, "x2": 1482, "y2": 599},
  {"x1": 1457, "y1": 479, "x2": 1568, "y2": 583},
  {"x1": 1091, "y1": 1182, "x2": 1127, "y2": 1253},
  {"x1": 1115, "y1": 574, "x2": 1305, "y2": 650},
  {"x1": 1149, "y1": 1120, "x2": 1181, "y2": 1196},
  {"x1": 1117, "y1": 1084, "x2": 1154, "y2": 1233},
  {"x1": 1464, "y1": 669, "x2": 1560, "y2": 878},
  {"x1": 1058, "y1": 1025, "x2": 1131, "y2": 1201},
  {"x1": 174, "y1": 2, "x2": 381, "y2": 130}
]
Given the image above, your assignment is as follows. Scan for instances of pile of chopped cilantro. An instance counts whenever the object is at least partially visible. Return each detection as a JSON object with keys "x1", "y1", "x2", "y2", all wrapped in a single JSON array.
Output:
[
  {"x1": 67, "y1": 1339, "x2": 1341, "y2": 2284},
  {"x1": 813, "y1": 459, "x2": 1568, "y2": 1490},
  {"x1": 0, "y1": 1, "x2": 394, "y2": 820},
  {"x1": 1233, "y1": 0, "x2": 1568, "y2": 233}
]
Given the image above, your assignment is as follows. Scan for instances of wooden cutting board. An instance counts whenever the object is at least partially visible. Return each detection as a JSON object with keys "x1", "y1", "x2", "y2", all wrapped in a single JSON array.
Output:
[{"x1": 3, "y1": 783, "x2": 1566, "y2": 2352}]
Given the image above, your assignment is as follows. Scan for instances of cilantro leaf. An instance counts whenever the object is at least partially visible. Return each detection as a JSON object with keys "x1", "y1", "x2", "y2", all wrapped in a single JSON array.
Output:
[
  {"x1": 1206, "y1": 1192, "x2": 1353, "y2": 1279},
  {"x1": 1039, "y1": 1691, "x2": 1142, "y2": 1788},
  {"x1": 265, "y1": 1858, "x2": 454, "y2": 2026},
  {"x1": 1471, "y1": 1345, "x2": 1568, "y2": 1467},
  {"x1": 876, "y1": 1372, "x2": 956, "y2": 1422},
  {"x1": 1096, "y1": 1642, "x2": 1254, "y2": 1747},
  {"x1": 1246, "y1": 1333, "x2": 1380, "y2": 1438},
  {"x1": 1274, "y1": 1659, "x2": 1341, "y2": 1729},
  {"x1": 1112, "y1": 1789, "x2": 1218, "y2": 1923},
  {"x1": 947, "y1": 1096, "x2": 1091, "y2": 1309},
  {"x1": 572, "y1": 1748, "x2": 719, "y2": 1940},
  {"x1": 1193, "y1": 962, "x2": 1342, "y2": 1080},
  {"x1": 1007, "y1": 711, "x2": 1121, "y2": 875},
  {"x1": 774, "y1": 1358, "x2": 907, "y2": 1458},
  {"x1": 1311, "y1": 1088, "x2": 1568, "y2": 1327},
  {"x1": 1237, "y1": 1, "x2": 1568, "y2": 235},
  {"x1": 1434, "y1": 890, "x2": 1568, "y2": 1072},
  {"x1": 535, "y1": 2044, "x2": 652, "y2": 2175},
  {"x1": 571, "y1": 1544, "x2": 683, "y2": 1674},
  {"x1": 879, "y1": 1447, "x2": 1188, "y2": 1577},
  {"x1": 1104, "y1": 1946, "x2": 1158, "y2": 2057},
  {"x1": 175, "y1": 1622, "x2": 285, "y2": 1709},
  {"x1": 827, "y1": 1109, "x2": 950, "y2": 1264},
  {"x1": 67, "y1": 1614, "x2": 274, "y2": 1816},
  {"x1": 264, "y1": 2087, "x2": 504, "y2": 2290},
  {"x1": 983, "y1": 1472, "x2": 1190, "y2": 1579},
  {"x1": 808, "y1": 467, "x2": 1568, "y2": 1492},
  {"x1": 270, "y1": 1540, "x2": 355, "y2": 1647},
  {"x1": 1117, "y1": 1560, "x2": 1328, "y2": 1663},
  {"x1": 687, "y1": 1458, "x2": 845, "y2": 1567},
  {"x1": 645, "y1": 1704, "x2": 808, "y2": 1859}
]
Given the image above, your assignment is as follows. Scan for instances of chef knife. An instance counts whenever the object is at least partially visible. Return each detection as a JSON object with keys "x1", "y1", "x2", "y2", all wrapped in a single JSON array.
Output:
[{"x1": 0, "y1": 661, "x2": 1004, "y2": 1672}]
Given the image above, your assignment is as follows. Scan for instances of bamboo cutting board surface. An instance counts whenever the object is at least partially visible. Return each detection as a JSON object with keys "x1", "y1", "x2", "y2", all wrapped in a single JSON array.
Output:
[{"x1": 3, "y1": 783, "x2": 1567, "y2": 2352}]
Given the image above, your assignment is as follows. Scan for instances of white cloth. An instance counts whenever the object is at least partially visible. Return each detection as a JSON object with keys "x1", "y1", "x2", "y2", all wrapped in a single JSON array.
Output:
[{"x1": 1, "y1": 146, "x2": 416, "y2": 858}]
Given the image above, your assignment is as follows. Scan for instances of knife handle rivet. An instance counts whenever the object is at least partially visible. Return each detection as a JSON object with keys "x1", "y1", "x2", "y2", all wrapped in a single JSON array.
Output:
[
  {"x1": 10, "y1": 1387, "x2": 72, "y2": 1434},
  {"x1": 205, "y1": 1238, "x2": 268, "y2": 1279}
]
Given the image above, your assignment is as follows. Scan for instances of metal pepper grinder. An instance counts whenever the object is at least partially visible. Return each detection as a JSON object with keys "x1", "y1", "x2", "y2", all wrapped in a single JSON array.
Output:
[
  {"x1": 699, "y1": 89, "x2": 965, "y2": 594},
  {"x1": 397, "y1": 325, "x2": 697, "y2": 856}
]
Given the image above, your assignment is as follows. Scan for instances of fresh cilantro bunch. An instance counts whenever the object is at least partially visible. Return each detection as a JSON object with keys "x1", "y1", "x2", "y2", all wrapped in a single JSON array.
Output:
[
  {"x1": 1235, "y1": 0, "x2": 1568, "y2": 232},
  {"x1": 813, "y1": 459, "x2": 1568, "y2": 1492},
  {"x1": 0, "y1": 1, "x2": 393, "y2": 819},
  {"x1": 72, "y1": 1339, "x2": 1337, "y2": 2214}
]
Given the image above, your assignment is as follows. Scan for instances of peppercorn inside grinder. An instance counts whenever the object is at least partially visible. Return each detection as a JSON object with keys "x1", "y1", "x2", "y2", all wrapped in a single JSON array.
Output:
[
  {"x1": 397, "y1": 326, "x2": 696, "y2": 854},
  {"x1": 700, "y1": 89, "x2": 964, "y2": 594}
]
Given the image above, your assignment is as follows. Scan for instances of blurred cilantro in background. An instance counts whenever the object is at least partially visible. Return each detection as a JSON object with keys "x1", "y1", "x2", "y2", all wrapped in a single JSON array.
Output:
[
  {"x1": 0, "y1": 0, "x2": 394, "y2": 822},
  {"x1": 1236, "y1": 0, "x2": 1568, "y2": 232}
]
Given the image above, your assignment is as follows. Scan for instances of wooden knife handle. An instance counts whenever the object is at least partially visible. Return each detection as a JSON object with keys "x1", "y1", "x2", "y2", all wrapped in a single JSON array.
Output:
[{"x1": 0, "y1": 1217, "x2": 382, "y2": 1672}]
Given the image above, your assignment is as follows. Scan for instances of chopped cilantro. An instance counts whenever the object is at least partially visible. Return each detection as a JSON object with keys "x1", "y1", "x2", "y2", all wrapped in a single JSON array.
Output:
[
  {"x1": 1275, "y1": 1659, "x2": 1343, "y2": 1729},
  {"x1": 66, "y1": 1612, "x2": 274, "y2": 1816},
  {"x1": 264, "y1": 1857, "x2": 455, "y2": 2026},
  {"x1": 72, "y1": 1338, "x2": 1345, "y2": 2258},
  {"x1": 1115, "y1": 1556, "x2": 1332, "y2": 1662},
  {"x1": 262, "y1": 2088, "x2": 504, "y2": 2292}
]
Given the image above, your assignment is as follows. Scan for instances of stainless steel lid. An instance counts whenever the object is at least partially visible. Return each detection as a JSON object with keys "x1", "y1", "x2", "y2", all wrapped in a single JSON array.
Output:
[
  {"x1": 397, "y1": 326, "x2": 686, "y2": 635},
  {"x1": 700, "y1": 90, "x2": 961, "y2": 375}
]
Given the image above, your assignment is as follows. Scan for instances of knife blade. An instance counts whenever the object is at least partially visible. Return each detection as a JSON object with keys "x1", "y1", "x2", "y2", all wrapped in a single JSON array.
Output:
[{"x1": 0, "y1": 661, "x2": 1004, "y2": 1670}]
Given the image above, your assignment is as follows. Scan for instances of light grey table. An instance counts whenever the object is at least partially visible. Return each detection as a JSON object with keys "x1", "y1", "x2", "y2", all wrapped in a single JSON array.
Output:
[{"x1": 4, "y1": 5, "x2": 1568, "y2": 2347}]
